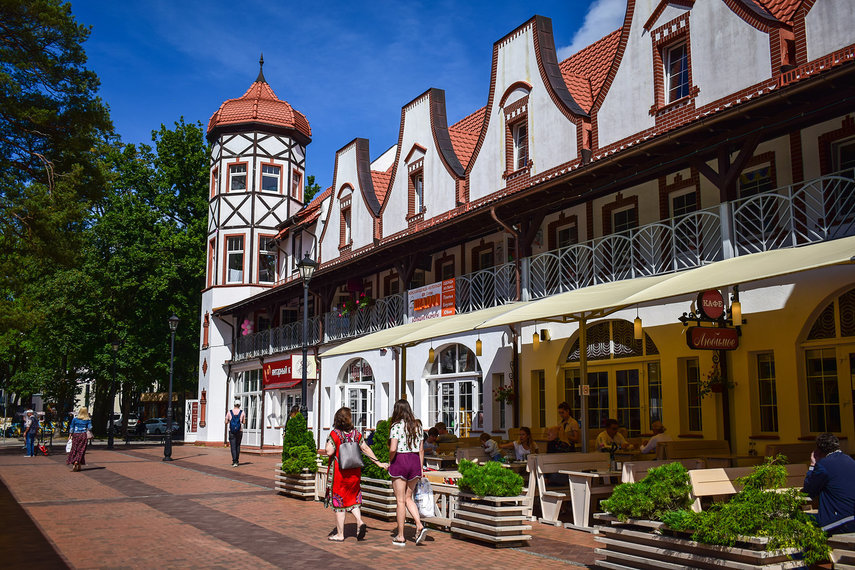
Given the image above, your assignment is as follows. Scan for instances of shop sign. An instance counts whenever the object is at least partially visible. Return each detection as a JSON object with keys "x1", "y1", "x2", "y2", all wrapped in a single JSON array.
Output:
[
  {"x1": 697, "y1": 289, "x2": 726, "y2": 320},
  {"x1": 263, "y1": 357, "x2": 292, "y2": 386},
  {"x1": 686, "y1": 326, "x2": 739, "y2": 350},
  {"x1": 408, "y1": 278, "x2": 456, "y2": 321},
  {"x1": 291, "y1": 354, "x2": 318, "y2": 380}
]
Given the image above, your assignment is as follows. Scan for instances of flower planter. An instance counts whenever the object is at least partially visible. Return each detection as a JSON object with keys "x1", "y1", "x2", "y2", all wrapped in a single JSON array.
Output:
[
  {"x1": 593, "y1": 514, "x2": 806, "y2": 569},
  {"x1": 360, "y1": 477, "x2": 396, "y2": 521},
  {"x1": 450, "y1": 492, "x2": 531, "y2": 548},
  {"x1": 274, "y1": 468, "x2": 316, "y2": 500}
]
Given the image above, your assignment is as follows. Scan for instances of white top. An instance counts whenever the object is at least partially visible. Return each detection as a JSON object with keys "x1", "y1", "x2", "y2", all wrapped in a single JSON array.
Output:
[
  {"x1": 389, "y1": 421, "x2": 422, "y2": 453},
  {"x1": 640, "y1": 432, "x2": 672, "y2": 454},
  {"x1": 513, "y1": 441, "x2": 534, "y2": 461},
  {"x1": 596, "y1": 430, "x2": 629, "y2": 450},
  {"x1": 483, "y1": 439, "x2": 499, "y2": 456}
]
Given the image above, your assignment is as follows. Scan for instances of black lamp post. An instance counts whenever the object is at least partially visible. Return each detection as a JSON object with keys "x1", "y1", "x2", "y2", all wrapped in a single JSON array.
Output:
[
  {"x1": 296, "y1": 253, "x2": 317, "y2": 417},
  {"x1": 107, "y1": 338, "x2": 120, "y2": 449},
  {"x1": 163, "y1": 315, "x2": 179, "y2": 461}
]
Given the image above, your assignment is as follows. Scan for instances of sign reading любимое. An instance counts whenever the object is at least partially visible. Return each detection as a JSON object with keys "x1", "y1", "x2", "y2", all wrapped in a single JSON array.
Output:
[{"x1": 686, "y1": 326, "x2": 739, "y2": 350}]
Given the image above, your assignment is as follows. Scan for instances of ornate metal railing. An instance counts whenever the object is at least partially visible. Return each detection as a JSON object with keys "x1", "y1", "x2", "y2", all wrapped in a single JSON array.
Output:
[{"x1": 231, "y1": 168, "x2": 855, "y2": 361}]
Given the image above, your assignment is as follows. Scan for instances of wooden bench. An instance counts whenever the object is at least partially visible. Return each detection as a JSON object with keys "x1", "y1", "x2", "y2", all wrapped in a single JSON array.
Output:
[
  {"x1": 688, "y1": 464, "x2": 808, "y2": 512},
  {"x1": 620, "y1": 459, "x2": 705, "y2": 483},
  {"x1": 528, "y1": 452, "x2": 610, "y2": 526},
  {"x1": 828, "y1": 533, "x2": 855, "y2": 567},
  {"x1": 765, "y1": 441, "x2": 849, "y2": 465},
  {"x1": 656, "y1": 439, "x2": 730, "y2": 460}
]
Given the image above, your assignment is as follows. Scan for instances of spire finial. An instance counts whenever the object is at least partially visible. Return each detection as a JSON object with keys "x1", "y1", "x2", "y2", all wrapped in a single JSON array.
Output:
[{"x1": 256, "y1": 53, "x2": 266, "y2": 83}]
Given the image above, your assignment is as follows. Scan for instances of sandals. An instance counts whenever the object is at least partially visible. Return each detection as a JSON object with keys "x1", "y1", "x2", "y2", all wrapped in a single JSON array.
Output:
[
  {"x1": 392, "y1": 537, "x2": 406, "y2": 546},
  {"x1": 415, "y1": 526, "x2": 428, "y2": 545},
  {"x1": 328, "y1": 535, "x2": 344, "y2": 542},
  {"x1": 357, "y1": 523, "x2": 367, "y2": 540}
]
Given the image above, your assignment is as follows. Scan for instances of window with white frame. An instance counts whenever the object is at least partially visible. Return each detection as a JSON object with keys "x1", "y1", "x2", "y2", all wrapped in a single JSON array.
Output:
[
  {"x1": 229, "y1": 163, "x2": 247, "y2": 191},
  {"x1": 739, "y1": 166, "x2": 774, "y2": 198},
  {"x1": 513, "y1": 122, "x2": 528, "y2": 170},
  {"x1": 342, "y1": 208, "x2": 352, "y2": 245},
  {"x1": 258, "y1": 237, "x2": 275, "y2": 283},
  {"x1": 756, "y1": 352, "x2": 778, "y2": 432},
  {"x1": 413, "y1": 172, "x2": 424, "y2": 213},
  {"x1": 292, "y1": 169, "x2": 303, "y2": 201},
  {"x1": 556, "y1": 223, "x2": 578, "y2": 249},
  {"x1": 261, "y1": 164, "x2": 280, "y2": 192},
  {"x1": 612, "y1": 206, "x2": 637, "y2": 235},
  {"x1": 340, "y1": 359, "x2": 374, "y2": 434},
  {"x1": 226, "y1": 236, "x2": 244, "y2": 283},
  {"x1": 671, "y1": 189, "x2": 698, "y2": 217},
  {"x1": 233, "y1": 369, "x2": 262, "y2": 431},
  {"x1": 665, "y1": 42, "x2": 689, "y2": 103},
  {"x1": 428, "y1": 344, "x2": 482, "y2": 436}
]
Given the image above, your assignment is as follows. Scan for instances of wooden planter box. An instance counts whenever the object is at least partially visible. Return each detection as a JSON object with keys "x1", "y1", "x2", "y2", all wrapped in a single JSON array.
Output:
[
  {"x1": 360, "y1": 477, "x2": 396, "y2": 520},
  {"x1": 828, "y1": 533, "x2": 855, "y2": 568},
  {"x1": 274, "y1": 468, "x2": 316, "y2": 500},
  {"x1": 593, "y1": 514, "x2": 806, "y2": 569},
  {"x1": 451, "y1": 493, "x2": 532, "y2": 548}
]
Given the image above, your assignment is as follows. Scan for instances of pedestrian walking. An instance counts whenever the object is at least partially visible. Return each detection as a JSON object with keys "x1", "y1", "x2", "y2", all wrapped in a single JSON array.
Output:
[
  {"x1": 23, "y1": 410, "x2": 38, "y2": 457},
  {"x1": 388, "y1": 399, "x2": 427, "y2": 546},
  {"x1": 226, "y1": 400, "x2": 245, "y2": 467},
  {"x1": 66, "y1": 407, "x2": 93, "y2": 471},
  {"x1": 319, "y1": 407, "x2": 387, "y2": 542}
]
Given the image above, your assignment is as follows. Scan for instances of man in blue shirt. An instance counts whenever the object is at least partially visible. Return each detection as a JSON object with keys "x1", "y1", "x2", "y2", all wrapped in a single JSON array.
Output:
[{"x1": 803, "y1": 432, "x2": 855, "y2": 534}]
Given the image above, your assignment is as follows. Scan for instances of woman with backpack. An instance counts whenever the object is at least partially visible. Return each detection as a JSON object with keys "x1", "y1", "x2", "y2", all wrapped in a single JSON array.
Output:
[
  {"x1": 319, "y1": 407, "x2": 388, "y2": 542},
  {"x1": 225, "y1": 400, "x2": 245, "y2": 467},
  {"x1": 388, "y1": 399, "x2": 427, "y2": 546},
  {"x1": 66, "y1": 407, "x2": 93, "y2": 471}
]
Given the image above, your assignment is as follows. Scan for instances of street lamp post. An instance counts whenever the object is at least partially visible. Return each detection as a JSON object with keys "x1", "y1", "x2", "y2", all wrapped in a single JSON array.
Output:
[
  {"x1": 107, "y1": 338, "x2": 120, "y2": 449},
  {"x1": 296, "y1": 254, "x2": 317, "y2": 418},
  {"x1": 163, "y1": 315, "x2": 179, "y2": 462}
]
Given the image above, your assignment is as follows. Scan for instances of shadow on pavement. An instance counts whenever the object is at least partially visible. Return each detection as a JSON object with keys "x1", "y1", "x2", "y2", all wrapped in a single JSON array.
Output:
[{"x1": 0, "y1": 477, "x2": 69, "y2": 568}]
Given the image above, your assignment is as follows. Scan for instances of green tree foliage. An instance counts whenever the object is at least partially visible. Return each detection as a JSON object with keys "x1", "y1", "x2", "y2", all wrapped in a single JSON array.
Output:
[
  {"x1": 282, "y1": 445, "x2": 318, "y2": 474},
  {"x1": 662, "y1": 457, "x2": 829, "y2": 565},
  {"x1": 303, "y1": 175, "x2": 322, "y2": 203},
  {"x1": 601, "y1": 462, "x2": 693, "y2": 521},
  {"x1": 457, "y1": 459, "x2": 524, "y2": 497},
  {"x1": 282, "y1": 412, "x2": 315, "y2": 460},
  {"x1": 361, "y1": 419, "x2": 390, "y2": 480}
]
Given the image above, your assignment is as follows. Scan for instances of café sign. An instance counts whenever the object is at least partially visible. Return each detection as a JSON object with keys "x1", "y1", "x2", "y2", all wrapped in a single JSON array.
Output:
[
  {"x1": 686, "y1": 326, "x2": 739, "y2": 350},
  {"x1": 697, "y1": 289, "x2": 726, "y2": 320},
  {"x1": 408, "y1": 279, "x2": 456, "y2": 321}
]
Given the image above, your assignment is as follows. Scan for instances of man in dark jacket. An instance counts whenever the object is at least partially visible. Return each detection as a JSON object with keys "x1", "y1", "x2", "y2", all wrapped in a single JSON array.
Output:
[{"x1": 803, "y1": 432, "x2": 855, "y2": 534}]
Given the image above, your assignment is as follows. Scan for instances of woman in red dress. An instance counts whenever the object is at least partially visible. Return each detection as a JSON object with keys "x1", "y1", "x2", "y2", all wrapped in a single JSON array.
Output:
[{"x1": 320, "y1": 407, "x2": 388, "y2": 541}]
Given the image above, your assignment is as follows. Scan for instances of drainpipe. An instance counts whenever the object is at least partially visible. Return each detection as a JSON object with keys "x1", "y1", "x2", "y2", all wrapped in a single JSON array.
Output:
[{"x1": 259, "y1": 356, "x2": 265, "y2": 450}]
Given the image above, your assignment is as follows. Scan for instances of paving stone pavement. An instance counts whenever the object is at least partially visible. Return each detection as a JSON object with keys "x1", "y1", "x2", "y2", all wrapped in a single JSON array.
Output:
[{"x1": 0, "y1": 442, "x2": 601, "y2": 568}]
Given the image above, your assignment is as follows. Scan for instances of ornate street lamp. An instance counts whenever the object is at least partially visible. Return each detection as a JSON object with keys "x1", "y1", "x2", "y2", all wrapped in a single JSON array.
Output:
[
  {"x1": 296, "y1": 254, "x2": 317, "y2": 417},
  {"x1": 107, "y1": 338, "x2": 120, "y2": 449},
  {"x1": 163, "y1": 315, "x2": 179, "y2": 461}
]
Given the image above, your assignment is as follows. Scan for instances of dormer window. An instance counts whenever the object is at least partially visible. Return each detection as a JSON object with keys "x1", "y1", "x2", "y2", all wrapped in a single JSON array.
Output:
[
  {"x1": 229, "y1": 163, "x2": 247, "y2": 191},
  {"x1": 340, "y1": 206, "x2": 352, "y2": 248},
  {"x1": 513, "y1": 122, "x2": 528, "y2": 170},
  {"x1": 261, "y1": 164, "x2": 280, "y2": 192},
  {"x1": 413, "y1": 172, "x2": 424, "y2": 212},
  {"x1": 665, "y1": 43, "x2": 689, "y2": 102},
  {"x1": 291, "y1": 169, "x2": 303, "y2": 201}
]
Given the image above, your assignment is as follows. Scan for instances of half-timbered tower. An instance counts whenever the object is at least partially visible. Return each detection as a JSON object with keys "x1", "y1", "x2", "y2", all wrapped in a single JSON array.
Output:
[{"x1": 196, "y1": 58, "x2": 311, "y2": 446}]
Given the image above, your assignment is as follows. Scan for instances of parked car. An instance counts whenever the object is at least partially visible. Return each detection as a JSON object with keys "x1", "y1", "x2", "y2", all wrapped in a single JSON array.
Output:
[
  {"x1": 126, "y1": 413, "x2": 139, "y2": 431},
  {"x1": 143, "y1": 418, "x2": 179, "y2": 435}
]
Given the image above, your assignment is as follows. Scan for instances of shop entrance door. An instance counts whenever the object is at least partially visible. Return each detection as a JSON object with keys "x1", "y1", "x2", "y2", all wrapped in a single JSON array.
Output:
[
  {"x1": 435, "y1": 379, "x2": 479, "y2": 437},
  {"x1": 615, "y1": 368, "x2": 642, "y2": 437}
]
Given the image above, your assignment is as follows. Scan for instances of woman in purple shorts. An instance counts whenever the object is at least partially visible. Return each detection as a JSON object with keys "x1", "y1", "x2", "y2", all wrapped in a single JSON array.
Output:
[{"x1": 388, "y1": 399, "x2": 427, "y2": 546}]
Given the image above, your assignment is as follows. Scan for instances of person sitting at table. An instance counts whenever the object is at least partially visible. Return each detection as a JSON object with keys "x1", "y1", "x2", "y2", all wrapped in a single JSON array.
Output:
[
  {"x1": 803, "y1": 432, "x2": 855, "y2": 535},
  {"x1": 423, "y1": 427, "x2": 439, "y2": 456},
  {"x1": 546, "y1": 426, "x2": 573, "y2": 453},
  {"x1": 596, "y1": 419, "x2": 634, "y2": 451},
  {"x1": 500, "y1": 426, "x2": 539, "y2": 461},
  {"x1": 434, "y1": 422, "x2": 458, "y2": 443},
  {"x1": 479, "y1": 432, "x2": 504, "y2": 462},
  {"x1": 640, "y1": 420, "x2": 672, "y2": 454},
  {"x1": 557, "y1": 402, "x2": 580, "y2": 451}
]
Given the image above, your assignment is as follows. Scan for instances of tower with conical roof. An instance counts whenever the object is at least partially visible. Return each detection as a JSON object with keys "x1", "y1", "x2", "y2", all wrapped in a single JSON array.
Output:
[{"x1": 195, "y1": 56, "x2": 312, "y2": 445}]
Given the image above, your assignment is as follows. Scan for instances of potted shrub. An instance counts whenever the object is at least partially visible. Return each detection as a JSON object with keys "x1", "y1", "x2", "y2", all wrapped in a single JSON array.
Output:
[
  {"x1": 359, "y1": 420, "x2": 396, "y2": 520},
  {"x1": 450, "y1": 459, "x2": 531, "y2": 547},
  {"x1": 274, "y1": 412, "x2": 317, "y2": 499},
  {"x1": 595, "y1": 459, "x2": 829, "y2": 568}
]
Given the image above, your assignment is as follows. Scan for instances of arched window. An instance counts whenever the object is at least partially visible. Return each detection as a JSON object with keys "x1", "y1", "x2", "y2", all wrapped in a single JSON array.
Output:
[
  {"x1": 427, "y1": 344, "x2": 482, "y2": 436},
  {"x1": 338, "y1": 359, "x2": 374, "y2": 433},
  {"x1": 562, "y1": 320, "x2": 660, "y2": 437},
  {"x1": 801, "y1": 287, "x2": 855, "y2": 433}
]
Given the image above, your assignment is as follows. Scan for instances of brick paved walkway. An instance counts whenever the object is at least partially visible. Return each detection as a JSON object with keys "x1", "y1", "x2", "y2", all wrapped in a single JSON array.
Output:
[{"x1": 0, "y1": 442, "x2": 600, "y2": 568}]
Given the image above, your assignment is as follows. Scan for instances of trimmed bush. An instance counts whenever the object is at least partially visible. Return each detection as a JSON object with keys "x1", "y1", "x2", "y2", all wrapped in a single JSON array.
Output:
[
  {"x1": 457, "y1": 459, "x2": 524, "y2": 497},
  {"x1": 361, "y1": 420, "x2": 390, "y2": 480},
  {"x1": 282, "y1": 444, "x2": 318, "y2": 474},
  {"x1": 601, "y1": 462, "x2": 692, "y2": 521}
]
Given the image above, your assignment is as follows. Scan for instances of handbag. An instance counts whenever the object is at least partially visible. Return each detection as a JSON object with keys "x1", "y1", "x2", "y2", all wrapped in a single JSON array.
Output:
[
  {"x1": 336, "y1": 431, "x2": 364, "y2": 470},
  {"x1": 86, "y1": 430, "x2": 94, "y2": 440},
  {"x1": 65, "y1": 438, "x2": 72, "y2": 453},
  {"x1": 414, "y1": 477, "x2": 435, "y2": 518}
]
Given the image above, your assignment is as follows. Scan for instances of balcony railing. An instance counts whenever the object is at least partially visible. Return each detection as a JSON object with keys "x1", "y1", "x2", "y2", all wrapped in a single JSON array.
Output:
[{"x1": 232, "y1": 168, "x2": 855, "y2": 361}]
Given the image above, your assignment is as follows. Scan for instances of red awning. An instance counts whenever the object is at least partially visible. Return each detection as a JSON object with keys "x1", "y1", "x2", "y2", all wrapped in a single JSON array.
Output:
[{"x1": 263, "y1": 378, "x2": 301, "y2": 391}]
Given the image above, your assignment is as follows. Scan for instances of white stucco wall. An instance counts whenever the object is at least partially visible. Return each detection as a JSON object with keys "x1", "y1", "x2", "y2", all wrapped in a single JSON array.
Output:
[{"x1": 805, "y1": 0, "x2": 855, "y2": 60}]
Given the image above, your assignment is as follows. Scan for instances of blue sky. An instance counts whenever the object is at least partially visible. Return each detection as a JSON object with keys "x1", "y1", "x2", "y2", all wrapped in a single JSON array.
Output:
[{"x1": 70, "y1": 0, "x2": 625, "y2": 191}]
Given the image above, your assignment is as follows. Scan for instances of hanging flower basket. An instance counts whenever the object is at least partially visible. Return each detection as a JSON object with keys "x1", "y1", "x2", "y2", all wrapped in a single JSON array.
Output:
[
  {"x1": 338, "y1": 293, "x2": 374, "y2": 317},
  {"x1": 493, "y1": 384, "x2": 515, "y2": 405}
]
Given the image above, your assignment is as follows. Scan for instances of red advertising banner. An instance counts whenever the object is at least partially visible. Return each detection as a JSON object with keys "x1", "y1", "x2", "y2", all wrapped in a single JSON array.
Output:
[
  {"x1": 408, "y1": 278, "x2": 457, "y2": 321},
  {"x1": 686, "y1": 327, "x2": 739, "y2": 350},
  {"x1": 441, "y1": 278, "x2": 456, "y2": 317},
  {"x1": 190, "y1": 401, "x2": 198, "y2": 431},
  {"x1": 263, "y1": 357, "x2": 298, "y2": 389}
]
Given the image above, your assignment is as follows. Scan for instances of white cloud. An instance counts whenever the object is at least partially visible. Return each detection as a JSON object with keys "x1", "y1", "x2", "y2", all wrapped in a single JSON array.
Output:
[{"x1": 558, "y1": 0, "x2": 626, "y2": 60}]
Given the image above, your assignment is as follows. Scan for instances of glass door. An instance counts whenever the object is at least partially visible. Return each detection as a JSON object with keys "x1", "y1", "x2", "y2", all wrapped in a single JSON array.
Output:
[
  {"x1": 345, "y1": 385, "x2": 373, "y2": 434},
  {"x1": 433, "y1": 379, "x2": 480, "y2": 437},
  {"x1": 615, "y1": 368, "x2": 641, "y2": 437}
]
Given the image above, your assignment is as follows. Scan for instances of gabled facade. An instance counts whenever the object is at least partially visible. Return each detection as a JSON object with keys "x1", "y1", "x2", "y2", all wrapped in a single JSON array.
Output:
[{"x1": 194, "y1": 2, "x2": 855, "y2": 456}]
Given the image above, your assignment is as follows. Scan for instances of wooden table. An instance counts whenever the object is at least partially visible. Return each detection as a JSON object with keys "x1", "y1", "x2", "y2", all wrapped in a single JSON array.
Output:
[
  {"x1": 501, "y1": 460, "x2": 528, "y2": 474},
  {"x1": 424, "y1": 455, "x2": 456, "y2": 470},
  {"x1": 559, "y1": 469, "x2": 621, "y2": 531}
]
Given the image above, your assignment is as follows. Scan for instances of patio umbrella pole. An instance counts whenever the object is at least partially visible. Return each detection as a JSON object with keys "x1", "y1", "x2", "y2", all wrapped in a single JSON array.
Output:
[{"x1": 579, "y1": 316, "x2": 589, "y2": 453}]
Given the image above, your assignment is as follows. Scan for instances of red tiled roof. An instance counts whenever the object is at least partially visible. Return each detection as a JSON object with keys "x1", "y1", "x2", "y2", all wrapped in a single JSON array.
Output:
[
  {"x1": 371, "y1": 167, "x2": 393, "y2": 205},
  {"x1": 559, "y1": 29, "x2": 622, "y2": 113},
  {"x1": 448, "y1": 107, "x2": 485, "y2": 169},
  {"x1": 207, "y1": 80, "x2": 312, "y2": 138},
  {"x1": 752, "y1": 0, "x2": 800, "y2": 24}
]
